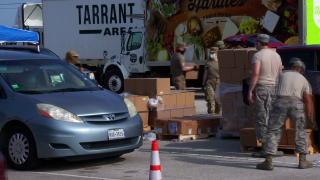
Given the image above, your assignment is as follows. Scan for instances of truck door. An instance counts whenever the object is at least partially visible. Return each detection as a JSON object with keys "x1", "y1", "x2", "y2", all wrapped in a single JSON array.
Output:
[{"x1": 123, "y1": 32, "x2": 144, "y2": 73}]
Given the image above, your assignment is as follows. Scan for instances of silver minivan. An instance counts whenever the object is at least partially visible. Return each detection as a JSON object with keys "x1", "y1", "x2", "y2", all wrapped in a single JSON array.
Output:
[{"x1": 0, "y1": 50, "x2": 143, "y2": 170}]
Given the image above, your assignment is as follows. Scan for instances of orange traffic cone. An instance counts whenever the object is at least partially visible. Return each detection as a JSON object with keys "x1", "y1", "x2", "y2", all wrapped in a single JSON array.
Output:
[{"x1": 149, "y1": 140, "x2": 162, "y2": 180}]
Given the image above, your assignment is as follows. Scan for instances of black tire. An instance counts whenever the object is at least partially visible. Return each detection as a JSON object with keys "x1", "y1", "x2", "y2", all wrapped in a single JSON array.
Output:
[
  {"x1": 3, "y1": 126, "x2": 41, "y2": 170},
  {"x1": 104, "y1": 69, "x2": 124, "y2": 94}
]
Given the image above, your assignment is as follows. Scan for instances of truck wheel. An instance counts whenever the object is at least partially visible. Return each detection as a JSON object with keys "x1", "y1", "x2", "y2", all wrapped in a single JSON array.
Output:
[
  {"x1": 4, "y1": 126, "x2": 41, "y2": 170},
  {"x1": 104, "y1": 69, "x2": 124, "y2": 94}
]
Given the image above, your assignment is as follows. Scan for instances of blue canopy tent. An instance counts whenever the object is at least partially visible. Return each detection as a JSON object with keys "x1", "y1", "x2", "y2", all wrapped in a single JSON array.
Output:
[{"x1": 0, "y1": 25, "x2": 39, "y2": 51}]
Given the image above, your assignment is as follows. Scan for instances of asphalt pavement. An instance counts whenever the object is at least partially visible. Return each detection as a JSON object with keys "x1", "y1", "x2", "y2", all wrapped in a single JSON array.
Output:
[{"x1": 6, "y1": 88, "x2": 320, "y2": 180}]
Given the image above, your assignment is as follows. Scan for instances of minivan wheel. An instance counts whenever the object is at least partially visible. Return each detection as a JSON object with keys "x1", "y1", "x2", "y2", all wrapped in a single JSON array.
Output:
[
  {"x1": 4, "y1": 126, "x2": 41, "y2": 170},
  {"x1": 104, "y1": 69, "x2": 124, "y2": 94}
]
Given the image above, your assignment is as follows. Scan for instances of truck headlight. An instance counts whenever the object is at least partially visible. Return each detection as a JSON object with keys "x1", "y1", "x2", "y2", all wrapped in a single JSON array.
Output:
[
  {"x1": 124, "y1": 98, "x2": 137, "y2": 117},
  {"x1": 37, "y1": 103, "x2": 84, "y2": 123}
]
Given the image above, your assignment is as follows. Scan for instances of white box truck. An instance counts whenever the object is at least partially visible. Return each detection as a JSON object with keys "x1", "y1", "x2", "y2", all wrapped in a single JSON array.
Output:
[{"x1": 42, "y1": 0, "x2": 144, "y2": 84}]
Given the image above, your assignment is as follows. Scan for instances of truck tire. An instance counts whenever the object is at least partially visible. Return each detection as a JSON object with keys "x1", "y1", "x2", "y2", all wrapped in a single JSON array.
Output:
[{"x1": 104, "y1": 69, "x2": 124, "y2": 94}]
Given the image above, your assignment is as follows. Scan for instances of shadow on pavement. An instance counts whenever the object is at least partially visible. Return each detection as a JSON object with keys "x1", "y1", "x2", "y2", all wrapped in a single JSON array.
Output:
[{"x1": 9, "y1": 156, "x2": 127, "y2": 172}]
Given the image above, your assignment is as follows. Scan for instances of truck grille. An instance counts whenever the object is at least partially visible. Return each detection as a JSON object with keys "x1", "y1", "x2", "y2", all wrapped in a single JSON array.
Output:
[{"x1": 80, "y1": 137, "x2": 139, "y2": 150}]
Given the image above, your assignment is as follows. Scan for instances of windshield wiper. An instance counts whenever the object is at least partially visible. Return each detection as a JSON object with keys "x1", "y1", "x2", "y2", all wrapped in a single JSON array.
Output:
[
  {"x1": 16, "y1": 90, "x2": 44, "y2": 94},
  {"x1": 49, "y1": 88, "x2": 92, "y2": 93}
]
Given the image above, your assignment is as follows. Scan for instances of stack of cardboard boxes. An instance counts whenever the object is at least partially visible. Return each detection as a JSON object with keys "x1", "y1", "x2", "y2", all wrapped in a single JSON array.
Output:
[
  {"x1": 123, "y1": 78, "x2": 197, "y2": 130},
  {"x1": 240, "y1": 97, "x2": 317, "y2": 149},
  {"x1": 218, "y1": 48, "x2": 261, "y2": 135},
  {"x1": 154, "y1": 115, "x2": 220, "y2": 137}
]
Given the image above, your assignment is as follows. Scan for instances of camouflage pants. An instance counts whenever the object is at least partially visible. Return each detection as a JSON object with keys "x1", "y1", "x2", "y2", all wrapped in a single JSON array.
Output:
[
  {"x1": 264, "y1": 99, "x2": 308, "y2": 155},
  {"x1": 204, "y1": 79, "x2": 221, "y2": 114},
  {"x1": 172, "y1": 75, "x2": 186, "y2": 90},
  {"x1": 252, "y1": 85, "x2": 276, "y2": 144}
]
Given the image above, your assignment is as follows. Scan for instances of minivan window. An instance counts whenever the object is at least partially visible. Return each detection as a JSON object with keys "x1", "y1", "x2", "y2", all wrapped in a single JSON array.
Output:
[
  {"x1": 0, "y1": 59, "x2": 99, "y2": 94},
  {"x1": 278, "y1": 51, "x2": 316, "y2": 71}
]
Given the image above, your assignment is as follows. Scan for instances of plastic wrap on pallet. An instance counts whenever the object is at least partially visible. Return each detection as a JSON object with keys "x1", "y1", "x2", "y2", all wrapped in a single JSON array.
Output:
[
  {"x1": 148, "y1": 96, "x2": 164, "y2": 111},
  {"x1": 119, "y1": 92, "x2": 134, "y2": 97},
  {"x1": 215, "y1": 82, "x2": 242, "y2": 101},
  {"x1": 220, "y1": 116, "x2": 250, "y2": 132},
  {"x1": 304, "y1": 71, "x2": 320, "y2": 96}
]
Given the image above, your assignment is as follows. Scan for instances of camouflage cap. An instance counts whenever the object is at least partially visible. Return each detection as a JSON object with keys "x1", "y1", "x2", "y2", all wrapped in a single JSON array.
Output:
[
  {"x1": 289, "y1": 57, "x2": 306, "y2": 71},
  {"x1": 210, "y1": 47, "x2": 219, "y2": 53},
  {"x1": 215, "y1": 40, "x2": 225, "y2": 48},
  {"x1": 257, "y1": 34, "x2": 270, "y2": 44},
  {"x1": 176, "y1": 43, "x2": 188, "y2": 49},
  {"x1": 68, "y1": 51, "x2": 79, "y2": 57}
]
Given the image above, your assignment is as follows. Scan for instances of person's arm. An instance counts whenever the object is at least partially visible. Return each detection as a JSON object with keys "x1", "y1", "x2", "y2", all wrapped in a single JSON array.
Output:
[
  {"x1": 279, "y1": 66, "x2": 283, "y2": 75},
  {"x1": 303, "y1": 93, "x2": 314, "y2": 120},
  {"x1": 182, "y1": 66, "x2": 195, "y2": 71},
  {"x1": 202, "y1": 70, "x2": 208, "y2": 86},
  {"x1": 249, "y1": 63, "x2": 260, "y2": 93}
]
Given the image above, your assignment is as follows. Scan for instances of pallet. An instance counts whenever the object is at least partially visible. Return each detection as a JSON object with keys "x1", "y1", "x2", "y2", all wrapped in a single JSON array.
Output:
[
  {"x1": 157, "y1": 133, "x2": 215, "y2": 141},
  {"x1": 241, "y1": 145, "x2": 320, "y2": 157}
]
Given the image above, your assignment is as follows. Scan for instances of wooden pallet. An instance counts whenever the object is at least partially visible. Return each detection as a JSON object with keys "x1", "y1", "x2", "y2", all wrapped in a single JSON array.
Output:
[
  {"x1": 157, "y1": 133, "x2": 215, "y2": 141},
  {"x1": 241, "y1": 145, "x2": 320, "y2": 157}
]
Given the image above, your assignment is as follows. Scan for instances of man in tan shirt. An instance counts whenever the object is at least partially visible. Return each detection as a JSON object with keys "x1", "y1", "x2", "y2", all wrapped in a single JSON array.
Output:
[
  {"x1": 248, "y1": 34, "x2": 283, "y2": 158},
  {"x1": 257, "y1": 58, "x2": 318, "y2": 170}
]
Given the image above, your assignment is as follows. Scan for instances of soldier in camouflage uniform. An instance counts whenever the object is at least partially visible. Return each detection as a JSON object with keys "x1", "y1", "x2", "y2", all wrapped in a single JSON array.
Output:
[
  {"x1": 257, "y1": 58, "x2": 318, "y2": 171},
  {"x1": 248, "y1": 34, "x2": 284, "y2": 158},
  {"x1": 170, "y1": 43, "x2": 199, "y2": 90},
  {"x1": 202, "y1": 47, "x2": 221, "y2": 114},
  {"x1": 215, "y1": 40, "x2": 226, "y2": 50}
]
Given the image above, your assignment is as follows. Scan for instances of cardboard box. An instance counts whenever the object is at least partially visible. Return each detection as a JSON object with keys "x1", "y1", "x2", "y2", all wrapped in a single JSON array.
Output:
[
  {"x1": 185, "y1": 91, "x2": 195, "y2": 107},
  {"x1": 135, "y1": 78, "x2": 147, "y2": 95},
  {"x1": 244, "y1": 68, "x2": 252, "y2": 78},
  {"x1": 240, "y1": 128, "x2": 262, "y2": 147},
  {"x1": 233, "y1": 102, "x2": 247, "y2": 118},
  {"x1": 287, "y1": 129, "x2": 316, "y2": 146},
  {"x1": 176, "y1": 92, "x2": 186, "y2": 108},
  {"x1": 125, "y1": 95, "x2": 136, "y2": 104},
  {"x1": 185, "y1": 62, "x2": 199, "y2": 79},
  {"x1": 154, "y1": 118, "x2": 168, "y2": 134},
  {"x1": 149, "y1": 93, "x2": 176, "y2": 111},
  {"x1": 145, "y1": 78, "x2": 171, "y2": 95},
  {"x1": 170, "y1": 108, "x2": 184, "y2": 118},
  {"x1": 235, "y1": 49, "x2": 250, "y2": 68},
  {"x1": 231, "y1": 68, "x2": 245, "y2": 85},
  {"x1": 168, "y1": 118, "x2": 199, "y2": 135},
  {"x1": 148, "y1": 110, "x2": 171, "y2": 127},
  {"x1": 124, "y1": 79, "x2": 136, "y2": 94},
  {"x1": 222, "y1": 102, "x2": 234, "y2": 117},
  {"x1": 134, "y1": 96, "x2": 149, "y2": 112},
  {"x1": 218, "y1": 49, "x2": 236, "y2": 68},
  {"x1": 220, "y1": 68, "x2": 232, "y2": 84},
  {"x1": 139, "y1": 112, "x2": 149, "y2": 128},
  {"x1": 183, "y1": 107, "x2": 196, "y2": 116},
  {"x1": 220, "y1": 92, "x2": 237, "y2": 103},
  {"x1": 248, "y1": 50, "x2": 258, "y2": 68}
]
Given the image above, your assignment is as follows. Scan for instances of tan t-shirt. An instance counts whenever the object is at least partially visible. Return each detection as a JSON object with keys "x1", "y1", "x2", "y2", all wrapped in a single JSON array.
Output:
[
  {"x1": 170, "y1": 52, "x2": 185, "y2": 77},
  {"x1": 251, "y1": 49, "x2": 282, "y2": 86},
  {"x1": 277, "y1": 70, "x2": 312, "y2": 99}
]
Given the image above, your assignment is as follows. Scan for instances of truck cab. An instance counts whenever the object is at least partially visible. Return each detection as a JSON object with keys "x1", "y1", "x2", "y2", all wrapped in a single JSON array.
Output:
[
  {"x1": 102, "y1": 28, "x2": 149, "y2": 93},
  {"x1": 277, "y1": 45, "x2": 320, "y2": 71}
]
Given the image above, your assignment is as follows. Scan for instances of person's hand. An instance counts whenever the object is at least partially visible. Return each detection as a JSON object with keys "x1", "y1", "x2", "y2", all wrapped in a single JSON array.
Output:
[
  {"x1": 309, "y1": 119, "x2": 318, "y2": 131},
  {"x1": 248, "y1": 91, "x2": 254, "y2": 105},
  {"x1": 193, "y1": 65, "x2": 199, "y2": 71}
]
